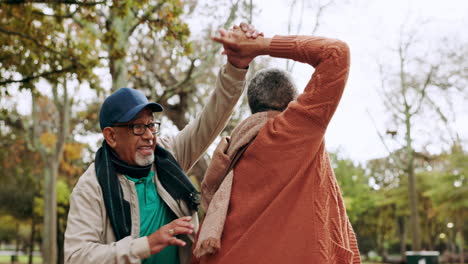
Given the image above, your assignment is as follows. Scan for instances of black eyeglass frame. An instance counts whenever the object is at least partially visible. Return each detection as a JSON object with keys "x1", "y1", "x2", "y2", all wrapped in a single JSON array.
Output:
[{"x1": 112, "y1": 121, "x2": 161, "y2": 136}]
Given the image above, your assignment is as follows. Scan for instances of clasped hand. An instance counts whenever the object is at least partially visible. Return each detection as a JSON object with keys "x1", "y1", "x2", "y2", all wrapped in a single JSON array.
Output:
[{"x1": 212, "y1": 22, "x2": 269, "y2": 68}]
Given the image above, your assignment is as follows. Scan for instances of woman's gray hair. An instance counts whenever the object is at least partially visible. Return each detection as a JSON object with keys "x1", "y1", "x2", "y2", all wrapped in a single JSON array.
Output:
[{"x1": 247, "y1": 68, "x2": 298, "y2": 114}]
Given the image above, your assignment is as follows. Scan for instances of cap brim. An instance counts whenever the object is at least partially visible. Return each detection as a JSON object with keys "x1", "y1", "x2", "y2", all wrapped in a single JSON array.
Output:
[{"x1": 117, "y1": 103, "x2": 163, "y2": 124}]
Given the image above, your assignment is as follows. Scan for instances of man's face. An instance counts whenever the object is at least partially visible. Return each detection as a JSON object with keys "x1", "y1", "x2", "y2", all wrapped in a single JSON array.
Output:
[{"x1": 112, "y1": 108, "x2": 157, "y2": 166}]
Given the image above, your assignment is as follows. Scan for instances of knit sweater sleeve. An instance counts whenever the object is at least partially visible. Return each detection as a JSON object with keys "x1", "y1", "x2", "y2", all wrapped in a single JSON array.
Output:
[
  {"x1": 269, "y1": 35, "x2": 350, "y2": 129},
  {"x1": 260, "y1": 36, "x2": 350, "y2": 154}
]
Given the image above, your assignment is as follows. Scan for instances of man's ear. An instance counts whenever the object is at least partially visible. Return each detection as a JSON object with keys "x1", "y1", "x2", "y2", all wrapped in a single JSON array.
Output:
[{"x1": 103, "y1": 127, "x2": 117, "y2": 148}]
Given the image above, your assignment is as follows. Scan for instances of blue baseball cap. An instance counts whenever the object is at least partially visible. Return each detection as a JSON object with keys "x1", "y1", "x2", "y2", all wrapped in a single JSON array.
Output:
[{"x1": 99, "y1": 87, "x2": 163, "y2": 130}]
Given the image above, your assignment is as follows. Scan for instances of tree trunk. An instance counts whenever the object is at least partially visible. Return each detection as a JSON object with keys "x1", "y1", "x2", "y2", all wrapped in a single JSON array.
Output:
[
  {"x1": 43, "y1": 164, "x2": 57, "y2": 264},
  {"x1": 407, "y1": 166, "x2": 421, "y2": 250},
  {"x1": 108, "y1": 7, "x2": 132, "y2": 91},
  {"x1": 377, "y1": 224, "x2": 388, "y2": 262},
  {"x1": 28, "y1": 217, "x2": 35, "y2": 264},
  {"x1": 15, "y1": 221, "x2": 20, "y2": 258},
  {"x1": 404, "y1": 109, "x2": 421, "y2": 251},
  {"x1": 57, "y1": 213, "x2": 64, "y2": 264},
  {"x1": 398, "y1": 216, "x2": 407, "y2": 261},
  {"x1": 427, "y1": 217, "x2": 435, "y2": 251},
  {"x1": 457, "y1": 215, "x2": 464, "y2": 264}
]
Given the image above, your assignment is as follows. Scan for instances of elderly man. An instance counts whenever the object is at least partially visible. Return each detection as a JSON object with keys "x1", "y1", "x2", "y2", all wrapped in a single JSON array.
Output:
[
  {"x1": 64, "y1": 25, "x2": 259, "y2": 264},
  {"x1": 192, "y1": 28, "x2": 361, "y2": 263}
]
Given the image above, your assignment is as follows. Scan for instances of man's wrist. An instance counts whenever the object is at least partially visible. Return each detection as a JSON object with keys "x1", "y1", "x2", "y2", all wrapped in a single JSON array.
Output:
[
  {"x1": 228, "y1": 59, "x2": 250, "y2": 69},
  {"x1": 258, "y1": 37, "x2": 272, "y2": 55},
  {"x1": 224, "y1": 61, "x2": 249, "y2": 81},
  {"x1": 132, "y1": 236, "x2": 151, "y2": 259}
]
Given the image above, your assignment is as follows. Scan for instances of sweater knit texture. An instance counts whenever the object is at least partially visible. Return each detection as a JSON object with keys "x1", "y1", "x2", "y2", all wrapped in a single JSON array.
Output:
[
  {"x1": 195, "y1": 35, "x2": 360, "y2": 264},
  {"x1": 194, "y1": 111, "x2": 280, "y2": 258}
]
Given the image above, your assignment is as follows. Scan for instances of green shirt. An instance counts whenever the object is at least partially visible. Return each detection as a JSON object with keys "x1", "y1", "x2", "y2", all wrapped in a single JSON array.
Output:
[{"x1": 126, "y1": 171, "x2": 179, "y2": 264}]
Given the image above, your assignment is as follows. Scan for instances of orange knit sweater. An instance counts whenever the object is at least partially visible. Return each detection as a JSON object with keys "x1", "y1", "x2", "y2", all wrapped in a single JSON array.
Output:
[{"x1": 198, "y1": 35, "x2": 360, "y2": 264}]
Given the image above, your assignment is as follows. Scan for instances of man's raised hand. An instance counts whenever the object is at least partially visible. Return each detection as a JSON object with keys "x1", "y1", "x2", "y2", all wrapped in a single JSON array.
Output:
[{"x1": 212, "y1": 23, "x2": 270, "y2": 69}]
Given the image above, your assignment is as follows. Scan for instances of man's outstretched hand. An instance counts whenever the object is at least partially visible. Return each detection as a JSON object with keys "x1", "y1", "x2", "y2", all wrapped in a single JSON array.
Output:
[
  {"x1": 213, "y1": 23, "x2": 271, "y2": 69},
  {"x1": 147, "y1": 216, "x2": 194, "y2": 255}
]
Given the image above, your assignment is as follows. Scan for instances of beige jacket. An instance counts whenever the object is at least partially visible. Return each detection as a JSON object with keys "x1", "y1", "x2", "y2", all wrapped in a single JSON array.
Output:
[{"x1": 64, "y1": 62, "x2": 247, "y2": 264}]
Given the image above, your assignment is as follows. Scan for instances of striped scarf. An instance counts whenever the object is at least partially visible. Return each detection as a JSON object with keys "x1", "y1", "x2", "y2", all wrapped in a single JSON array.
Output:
[{"x1": 95, "y1": 141, "x2": 200, "y2": 240}]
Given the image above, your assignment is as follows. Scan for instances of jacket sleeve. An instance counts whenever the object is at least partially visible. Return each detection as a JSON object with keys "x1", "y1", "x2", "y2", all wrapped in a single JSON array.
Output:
[
  {"x1": 261, "y1": 35, "x2": 350, "y2": 157},
  {"x1": 159, "y1": 62, "x2": 248, "y2": 172},
  {"x1": 64, "y1": 186, "x2": 150, "y2": 263}
]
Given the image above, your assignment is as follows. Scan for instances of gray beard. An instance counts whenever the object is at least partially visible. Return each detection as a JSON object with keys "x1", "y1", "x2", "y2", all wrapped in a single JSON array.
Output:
[{"x1": 135, "y1": 152, "x2": 154, "y2": 166}]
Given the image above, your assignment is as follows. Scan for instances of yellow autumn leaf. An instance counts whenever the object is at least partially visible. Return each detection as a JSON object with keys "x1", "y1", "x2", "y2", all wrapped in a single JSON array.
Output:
[
  {"x1": 40, "y1": 132, "x2": 57, "y2": 149},
  {"x1": 64, "y1": 143, "x2": 83, "y2": 161}
]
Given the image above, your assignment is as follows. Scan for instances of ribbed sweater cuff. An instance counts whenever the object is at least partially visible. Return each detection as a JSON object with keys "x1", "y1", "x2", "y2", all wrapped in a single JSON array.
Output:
[{"x1": 269, "y1": 35, "x2": 297, "y2": 58}]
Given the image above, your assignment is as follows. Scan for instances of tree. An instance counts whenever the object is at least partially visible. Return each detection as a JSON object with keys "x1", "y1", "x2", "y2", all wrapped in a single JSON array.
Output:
[
  {"x1": 0, "y1": 109, "x2": 42, "y2": 263},
  {"x1": 0, "y1": 1, "x2": 193, "y2": 262},
  {"x1": 1, "y1": 4, "x2": 100, "y2": 263},
  {"x1": 363, "y1": 153, "x2": 410, "y2": 260},
  {"x1": 375, "y1": 27, "x2": 468, "y2": 251},
  {"x1": 64, "y1": 0, "x2": 194, "y2": 91},
  {"x1": 424, "y1": 146, "x2": 468, "y2": 263}
]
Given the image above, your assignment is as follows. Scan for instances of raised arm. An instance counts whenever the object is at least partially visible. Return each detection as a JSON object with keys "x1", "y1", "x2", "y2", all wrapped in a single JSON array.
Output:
[
  {"x1": 269, "y1": 35, "x2": 350, "y2": 127},
  {"x1": 214, "y1": 30, "x2": 350, "y2": 127},
  {"x1": 214, "y1": 29, "x2": 350, "y2": 158},
  {"x1": 158, "y1": 24, "x2": 265, "y2": 171},
  {"x1": 158, "y1": 62, "x2": 248, "y2": 172}
]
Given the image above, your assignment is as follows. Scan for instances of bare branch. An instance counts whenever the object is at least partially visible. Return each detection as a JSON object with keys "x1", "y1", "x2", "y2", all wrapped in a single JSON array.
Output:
[
  {"x1": 383, "y1": 90, "x2": 405, "y2": 115},
  {"x1": 287, "y1": 0, "x2": 299, "y2": 35},
  {"x1": 366, "y1": 109, "x2": 405, "y2": 169},
  {"x1": 398, "y1": 43, "x2": 413, "y2": 116},
  {"x1": 222, "y1": 0, "x2": 241, "y2": 28},
  {"x1": 170, "y1": 59, "x2": 197, "y2": 91},
  {"x1": 32, "y1": 8, "x2": 79, "y2": 18},
  {"x1": 71, "y1": 14, "x2": 104, "y2": 40},
  {"x1": 424, "y1": 94, "x2": 460, "y2": 145},
  {"x1": 286, "y1": 0, "x2": 334, "y2": 72},
  {"x1": 410, "y1": 65, "x2": 436, "y2": 115},
  {"x1": 129, "y1": 3, "x2": 164, "y2": 36},
  {"x1": 0, "y1": 66, "x2": 75, "y2": 86},
  {"x1": 311, "y1": 0, "x2": 334, "y2": 35},
  {"x1": 377, "y1": 62, "x2": 405, "y2": 113}
]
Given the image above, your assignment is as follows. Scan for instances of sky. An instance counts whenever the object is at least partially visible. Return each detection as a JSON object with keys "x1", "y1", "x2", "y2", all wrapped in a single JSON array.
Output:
[{"x1": 214, "y1": 0, "x2": 468, "y2": 163}]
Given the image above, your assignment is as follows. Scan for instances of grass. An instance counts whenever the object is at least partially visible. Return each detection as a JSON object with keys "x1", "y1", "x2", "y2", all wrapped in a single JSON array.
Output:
[{"x1": 0, "y1": 255, "x2": 42, "y2": 264}]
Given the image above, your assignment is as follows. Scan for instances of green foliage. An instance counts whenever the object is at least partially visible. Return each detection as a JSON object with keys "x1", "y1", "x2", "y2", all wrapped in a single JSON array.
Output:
[
  {"x1": 33, "y1": 179, "x2": 70, "y2": 218},
  {"x1": 331, "y1": 147, "x2": 468, "y2": 258},
  {"x1": 330, "y1": 152, "x2": 372, "y2": 221},
  {"x1": 0, "y1": 121, "x2": 40, "y2": 221},
  {"x1": 0, "y1": 215, "x2": 19, "y2": 242},
  {"x1": 0, "y1": 4, "x2": 101, "y2": 93}
]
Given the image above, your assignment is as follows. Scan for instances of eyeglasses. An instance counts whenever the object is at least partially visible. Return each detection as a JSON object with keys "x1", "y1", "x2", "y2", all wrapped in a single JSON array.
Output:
[{"x1": 113, "y1": 122, "x2": 161, "y2": 136}]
